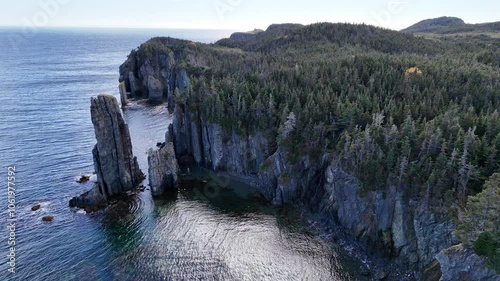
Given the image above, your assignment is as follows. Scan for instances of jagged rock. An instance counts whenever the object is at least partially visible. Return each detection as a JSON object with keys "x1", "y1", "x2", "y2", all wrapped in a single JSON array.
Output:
[
  {"x1": 128, "y1": 72, "x2": 141, "y2": 97},
  {"x1": 422, "y1": 260, "x2": 442, "y2": 281},
  {"x1": 70, "y1": 95, "x2": 144, "y2": 208},
  {"x1": 119, "y1": 38, "x2": 192, "y2": 108},
  {"x1": 414, "y1": 212, "x2": 457, "y2": 268},
  {"x1": 69, "y1": 183, "x2": 107, "y2": 208},
  {"x1": 146, "y1": 76, "x2": 163, "y2": 103},
  {"x1": 436, "y1": 244, "x2": 499, "y2": 281},
  {"x1": 118, "y1": 81, "x2": 128, "y2": 107},
  {"x1": 148, "y1": 125, "x2": 179, "y2": 196},
  {"x1": 172, "y1": 103, "x2": 270, "y2": 175}
]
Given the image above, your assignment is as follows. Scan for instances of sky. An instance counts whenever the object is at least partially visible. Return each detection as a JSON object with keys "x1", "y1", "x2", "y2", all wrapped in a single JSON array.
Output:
[{"x1": 0, "y1": 0, "x2": 498, "y2": 31}]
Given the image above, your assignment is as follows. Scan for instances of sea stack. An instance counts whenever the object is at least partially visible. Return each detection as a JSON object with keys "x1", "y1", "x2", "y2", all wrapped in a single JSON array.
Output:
[
  {"x1": 70, "y1": 95, "x2": 144, "y2": 208},
  {"x1": 148, "y1": 124, "x2": 179, "y2": 196}
]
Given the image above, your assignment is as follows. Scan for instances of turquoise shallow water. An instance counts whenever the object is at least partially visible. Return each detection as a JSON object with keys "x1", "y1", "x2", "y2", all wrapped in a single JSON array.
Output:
[{"x1": 0, "y1": 28, "x2": 363, "y2": 281}]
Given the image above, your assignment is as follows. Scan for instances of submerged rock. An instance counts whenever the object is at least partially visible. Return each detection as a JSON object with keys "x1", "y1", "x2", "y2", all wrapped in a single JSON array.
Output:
[
  {"x1": 148, "y1": 124, "x2": 179, "y2": 196},
  {"x1": 31, "y1": 204, "x2": 41, "y2": 211},
  {"x1": 42, "y1": 216, "x2": 53, "y2": 222},
  {"x1": 76, "y1": 175, "x2": 90, "y2": 183},
  {"x1": 70, "y1": 95, "x2": 144, "y2": 209}
]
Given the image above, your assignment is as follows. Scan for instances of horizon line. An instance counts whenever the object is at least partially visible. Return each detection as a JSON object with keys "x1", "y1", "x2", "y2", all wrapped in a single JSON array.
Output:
[{"x1": 0, "y1": 25, "x2": 240, "y2": 31}]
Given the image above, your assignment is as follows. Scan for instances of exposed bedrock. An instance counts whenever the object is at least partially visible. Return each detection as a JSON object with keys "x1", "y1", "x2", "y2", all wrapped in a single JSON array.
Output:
[
  {"x1": 119, "y1": 40, "x2": 191, "y2": 107},
  {"x1": 70, "y1": 95, "x2": 144, "y2": 208},
  {"x1": 118, "y1": 81, "x2": 128, "y2": 107},
  {"x1": 435, "y1": 244, "x2": 499, "y2": 281},
  {"x1": 148, "y1": 124, "x2": 179, "y2": 197}
]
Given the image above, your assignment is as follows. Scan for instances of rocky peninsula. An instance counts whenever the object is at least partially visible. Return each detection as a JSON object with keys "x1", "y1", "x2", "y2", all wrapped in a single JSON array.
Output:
[{"x1": 114, "y1": 23, "x2": 500, "y2": 280}]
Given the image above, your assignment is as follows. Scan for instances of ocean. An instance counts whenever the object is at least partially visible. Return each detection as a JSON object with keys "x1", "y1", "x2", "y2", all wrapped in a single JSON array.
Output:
[{"x1": 0, "y1": 27, "x2": 363, "y2": 281}]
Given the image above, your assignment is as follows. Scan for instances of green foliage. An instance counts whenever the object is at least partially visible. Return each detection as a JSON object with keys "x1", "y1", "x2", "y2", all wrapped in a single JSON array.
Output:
[
  {"x1": 478, "y1": 50, "x2": 500, "y2": 68},
  {"x1": 474, "y1": 232, "x2": 500, "y2": 272},
  {"x1": 456, "y1": 173, "x2": 500, "y2": 244},
  {"x1": 475, "y1": 232, "x2": 498, "y2": 256}
]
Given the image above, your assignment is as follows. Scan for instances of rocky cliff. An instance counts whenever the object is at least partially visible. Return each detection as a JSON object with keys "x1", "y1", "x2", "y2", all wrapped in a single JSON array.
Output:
[
  {"x1": 120, "y1": 33, "x2": 498, "y2": 280},
  {"x1": 435, "y1": 244, "x2": 500, "y2": 281},
  {"x1": 172, "y1": 102, "x2": 459, "y2": 272},
  {"x1": 70, "y1": 95, "x2": 144, "y2": 208},
  {"x1": 119, "y1": 38, "x2": 190, "y2": 107},
  {"x1": 155, "y1": 69, "x2": 455, "y2": 276},
  {"x1": 148, "y1": 124, "x2": 179, "y2": 197},
  {"x1": 170, "y1": 88, "x2": 496, "y2": 280}
]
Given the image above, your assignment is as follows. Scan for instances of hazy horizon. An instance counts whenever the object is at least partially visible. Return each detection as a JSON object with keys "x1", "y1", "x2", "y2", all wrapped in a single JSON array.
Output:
[{"x1": 1, "y1": 0, "x2": 498, "y2": 32}]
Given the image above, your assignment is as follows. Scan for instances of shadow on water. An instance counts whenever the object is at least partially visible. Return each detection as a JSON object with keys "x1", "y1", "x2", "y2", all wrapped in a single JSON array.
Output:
[{"x1": 143, "y1": 169, "x2": 366, "y2": 281}]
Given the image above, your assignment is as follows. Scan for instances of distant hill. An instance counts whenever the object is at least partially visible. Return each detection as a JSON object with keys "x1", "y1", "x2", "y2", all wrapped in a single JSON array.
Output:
[
  {"x1": 229, "y1": 29, "x2": 264, "y2": 40},
  {"x1": 401, "y1": 17, "x2": 500, "y2": 37},
  {"x1": 401, "y1": 17, "x2": 466, "y2": 33},
  {"x1": 217, "y1": 22, "x2": 448, "y2": 54}
]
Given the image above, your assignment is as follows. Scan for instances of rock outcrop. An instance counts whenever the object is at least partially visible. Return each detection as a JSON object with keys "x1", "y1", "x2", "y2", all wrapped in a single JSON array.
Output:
[
  {"x1": 119, "y1": 38, "x2": 194, "y2": 107},
  {"x1": 229, "y1": 29, "x2": 264, "y2": 40},
  {"x1": 321, "y1": 165, "x2": 458, "y2": 269},
  {"x1": 118, "y1": 81, "x2": 128, "y2": 107},
  {"x1": 436, "y1": 244, "x2": 499, "y2": 281},
  {"x1": 148, "y1": 125, "x2": 179, "y2": 196},
  {"x1": 70, "y1": 95, "x2": 144, "y2": 208},
  {"x1": 172, "y1": 104, "x2": 271, "y2": 175}
]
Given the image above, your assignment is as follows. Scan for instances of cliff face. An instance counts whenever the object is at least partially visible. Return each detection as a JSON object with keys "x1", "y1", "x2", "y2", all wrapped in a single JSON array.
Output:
[
  {"x1": 170, "y1": 80, "x2": 457, "y2": 272},
  {"x1": 436, "y1": 244, "x2": 500, "y2": 281},
  {"x1": 321, "y1": 166, "x2": 458, "y2": 270},
  {"x1": 119, "y1": 38, "x2": 190, "y2": 107},
  {"x1": 148, "y1": 124, "x2": 179, "y2": 196},
  {"x1": 70, "y1": 95, "x2": 144, "y2": 208},
  {"x1": 172, "y1": 104, "x2": 271, "y2": 174}
]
